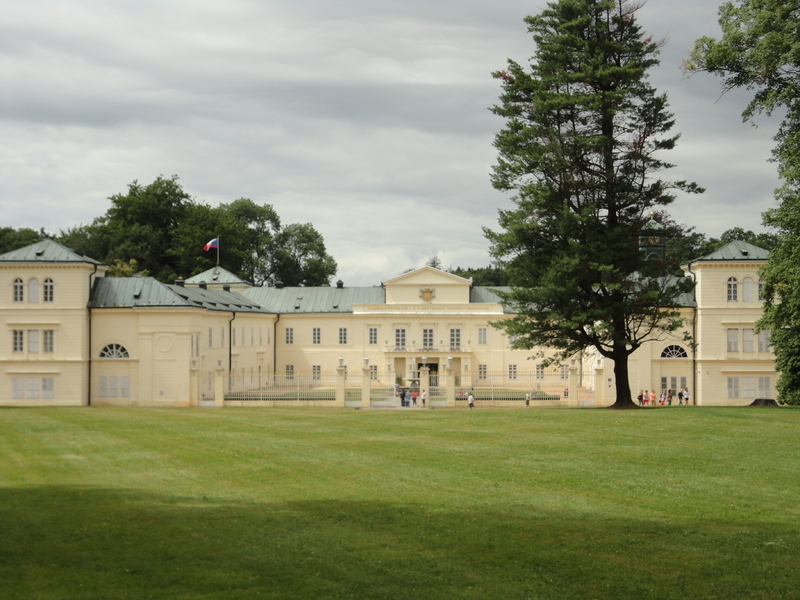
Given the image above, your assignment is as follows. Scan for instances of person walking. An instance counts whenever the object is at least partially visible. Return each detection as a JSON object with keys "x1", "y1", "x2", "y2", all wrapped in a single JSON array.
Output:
[
  {"x1": 412, "y1": 389, "x2": 418, "y2": 406},
  {"x1": 643, "y1": 389, "x2": 649, "y2": 406},
  {"x1": 650, "y1": 390, "x2": 656, "y2": 405},
  {"x1": 468, "y1": 392, "x2": 475, "y2": 410},
  {"x1": 637, "y1": 390, "x2": 644, "y2": 406},
  {"x1": 421, "y1": 389, "x2": 426, "y2": 406}
]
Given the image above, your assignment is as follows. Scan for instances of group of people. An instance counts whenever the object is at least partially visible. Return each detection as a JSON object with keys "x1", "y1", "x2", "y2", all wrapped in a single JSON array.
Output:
[
  {"x1": 636, "y1": 388, "x2": 691, "y2": 406},
  {"x1": 397, "y1": 387, "x2": 426, "y2": 407}
]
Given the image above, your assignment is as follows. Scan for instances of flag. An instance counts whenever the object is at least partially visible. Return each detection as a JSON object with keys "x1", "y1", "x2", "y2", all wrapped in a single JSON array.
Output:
[{"x1": 203, "y1": 238, "x2": 219, "y2": 251}]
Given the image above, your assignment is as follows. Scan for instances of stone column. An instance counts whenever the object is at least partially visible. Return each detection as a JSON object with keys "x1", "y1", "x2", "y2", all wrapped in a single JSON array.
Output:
[
  {"x1": 419, "y1": 365, "x2": 430, "y2": 407},
  {"x1": 214, "y1": 366, "x2": 225, "y2": 408},
  {"x1": 568, "y1": 366, "x2": 579, "y2": 407},
  {"x1": 335, "y1": 365, "x2": 346, "y2": 407},
  {"x1": 361, "y1": 364, "x2": 371, "y2": 409},
  {"x1": 445, "y1": 361, "x2": 456, "y2": 408}
]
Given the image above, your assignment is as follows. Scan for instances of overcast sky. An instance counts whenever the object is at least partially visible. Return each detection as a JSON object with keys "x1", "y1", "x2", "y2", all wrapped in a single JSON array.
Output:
[{"x1": 0, "y1": 0, "x2": 782, "y2": 286}]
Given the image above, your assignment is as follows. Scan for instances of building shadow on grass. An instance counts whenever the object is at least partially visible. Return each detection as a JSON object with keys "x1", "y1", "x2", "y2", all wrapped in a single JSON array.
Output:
[{"x1": 0, "y1": 486, "x2": 795, "y2": 600}]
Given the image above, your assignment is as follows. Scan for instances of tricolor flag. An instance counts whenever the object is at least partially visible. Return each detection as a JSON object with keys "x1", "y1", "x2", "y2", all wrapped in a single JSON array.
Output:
[{"x1": 203, "y1": 238, "x2": 219, "y2": 251}]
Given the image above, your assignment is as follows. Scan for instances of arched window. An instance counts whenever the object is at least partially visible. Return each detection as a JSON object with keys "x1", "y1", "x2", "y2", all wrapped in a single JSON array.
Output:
[
  {"x1": 727, "y1": 277, "x2": 738, "y2": 302},
  {"x1": 44, "y1": 278, "x2": 54, "y2": 302},
  {"x1": 13, "y1": 278, "x2": 23, "y2": 302},
  {"x1": 99, "y1": 343, "x2": 130, "y2": 359},
  {"x1": 28, "y1": 278, "x2": 39, "y2": 303},
  {"x1": 743, "y1": 277, "x2": 755, "y2": 302},
  {"x1": 661, "y1": 345, "x2": 688, "y2": 358}
]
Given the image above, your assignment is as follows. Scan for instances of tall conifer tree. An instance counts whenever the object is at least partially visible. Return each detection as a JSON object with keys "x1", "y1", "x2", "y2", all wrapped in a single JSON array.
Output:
[{"x1": 486, "y1": 0, "x2": 700, "y2": 408}]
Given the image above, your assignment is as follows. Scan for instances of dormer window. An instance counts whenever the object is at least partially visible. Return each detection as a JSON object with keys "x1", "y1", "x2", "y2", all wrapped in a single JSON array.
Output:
[{"x1": 727, "y1": 277, "x2": 738, "y2": 302}]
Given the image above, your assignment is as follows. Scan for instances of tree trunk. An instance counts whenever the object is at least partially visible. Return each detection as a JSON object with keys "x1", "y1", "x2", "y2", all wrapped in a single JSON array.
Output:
[{"x1": 608, "y1": 345, "x2": 638, "y2": 409}]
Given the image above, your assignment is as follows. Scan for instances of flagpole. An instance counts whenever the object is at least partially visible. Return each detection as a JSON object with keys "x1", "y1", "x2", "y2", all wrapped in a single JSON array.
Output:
[{"x1": 216, "y1": 234, "x2": 220, "y2": 266}]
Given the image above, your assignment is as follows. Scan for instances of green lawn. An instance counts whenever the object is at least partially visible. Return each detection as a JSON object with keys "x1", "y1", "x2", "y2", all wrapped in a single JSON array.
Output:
[{"x1": 1, "y1": 406, "x2": 798, "y2": 599}]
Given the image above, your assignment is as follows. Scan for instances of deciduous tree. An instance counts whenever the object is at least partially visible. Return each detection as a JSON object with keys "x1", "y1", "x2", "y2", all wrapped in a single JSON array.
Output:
[{"x1": 688, "y1": 0, "x2": 800, "y2": 403}]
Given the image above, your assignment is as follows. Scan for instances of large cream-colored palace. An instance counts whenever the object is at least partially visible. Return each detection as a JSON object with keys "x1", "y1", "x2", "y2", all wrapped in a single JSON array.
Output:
[{"x1": 1, "y1": 238, "x2": 775, "y2": 407}]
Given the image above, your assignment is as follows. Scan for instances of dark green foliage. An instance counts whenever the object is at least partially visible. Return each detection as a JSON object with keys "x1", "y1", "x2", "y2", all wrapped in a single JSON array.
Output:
[
  {"x1": 451, "y1": 266, "x2": 510, "y2": 286},
  {"x1": 52, "y1": 176, "x2": 337, "y2": 287},
  {"x1": 487, "y1": 0, "x2": 700, "y2": 407},
  {"x1": 0, "y1": 227, "x2": 43, "y2": 254},
  {"x1": 689, "y1": 0, "x2": 800, "y2": 403}
]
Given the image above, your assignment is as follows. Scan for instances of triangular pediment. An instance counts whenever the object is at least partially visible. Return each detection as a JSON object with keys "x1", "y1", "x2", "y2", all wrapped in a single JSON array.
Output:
[
  {"x1": 383, "y1": 267, "x2": 472, "y2": 305},
  {"x1": 382, "y1": 267, "x2": 472, "y2": 286}
]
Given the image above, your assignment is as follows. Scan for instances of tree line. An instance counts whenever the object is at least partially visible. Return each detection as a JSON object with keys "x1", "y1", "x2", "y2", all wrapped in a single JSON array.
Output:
[{"x1": 1, "y1": 176, "x2": 337, "y2": 287}]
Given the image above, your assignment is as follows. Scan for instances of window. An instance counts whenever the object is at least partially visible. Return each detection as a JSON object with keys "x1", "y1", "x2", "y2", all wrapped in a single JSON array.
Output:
[
  {"x1": 286, "y1": 365, "x2": 294, "y2": 380},
  {"x1": 727, "y1": 277, "x2": 738, "y2": 301},
  {"x1": 395, "y1": 328, "x2": 406, "y2": 349},
  {"x1": 285, "y1": 328, "x2": 294, "y2": 344},
  {"x1": 758, "y1": 377, "x2": 771, "y2": 397},
  {"x1": 535, "y1": 363, "x2": 544, "y2": 380},
  {"x1": 99, "y1": 343, "x2": 130, "y2": 359},
  {"x1": 208, "y1": 327, "x2": 213, "y2": 347},
  {"x1": 259, "y1": 327, "x2": 263, "y2": 345},
  {"x1": 450, "y1": 328, "x2": 461, "y2": 350},
  {"x1": 43, "y1": 330, "x2": 54, "y2": 353},
  {"x1": 13, "y1": 330, "x2": 24, "y2": 352},
  {"x1": 339, "y1": 328, "x2": 348, "y2": 345},
  {"x1": 220, "y1": 328, "x2": 224, "y2": 348},
  {"x1": 743, "y1": 277, "x2": 755, "y2": 302},
  {"x1": 742, "y1": 329, "x2": 754, "y2": 353},
  {"x1": 727, "y1": 377, "x2": 739, "y2": 398},
  {"x1": 27, "y1": 377, "x2": 40, "y2": 399},
  {"x1": 560, "y1": 364, "x2": 569, "y2": 380},
  {"x1": 44, "y1": 278, "x2": 54, "y2": 302},
  {"x1": 478, "y1": 364, "x2": 487, "y2": 379},
  {"x1": 312, "y1": 327, "x2": 321, "y2": 345},
  {"x1": 758, "y1": 281, "x2": 764, "y2": 301},
  {"x1": 661, "y1": 377, "x2": 667, "y2": 391},
  {"x1": 12, "y1": 377, "x2": 24, "y2": 399},
  {"x1": 13, "y1": 278, "x2": 23, "y2": 302},
  {"x1": 312, "y1": 365, "x2": 321, "y2": 381},
  {"x1": 422, "y1": 328, "x2": 434, "y2": 349},
  {"x1": 120, "y1": 376, "x2": 130, "y2": 398},
  {"x1": 251, "y1": 327, "x2": 254, "y2": 345},
  {"x1": 758, "y1": 330, "x2": 771, "y2": 352},
  {"x1": 661, "y1": 345, "x2": 688, "y2": 358},
  {"x1": 370, "y1": 365, "x2": 378, "y2": 380},
  {"x1": 726, "y1": 329, "x2": 738, "y2": 352},
  {"x1": 27, "y1": 330, "x2": 39, "y2": 353},
  {"x1": 478, "y1": 327, "x2": 487, "y2": 345},
  {"x1": 742, "y1": 377, "x2": 755, "y2": 399},
  {"x1": 28, "y1": 278, "x2": 39, "y2": 303},
  {"x1": 508, "y1": 364, "x2": 517, "y2": 380},
  {"x1": 241, "y1": 327, "x2": 246, "y2": 346},
  {"x1": 368, "y1": 327, "x2": 378, "y2": 345}
]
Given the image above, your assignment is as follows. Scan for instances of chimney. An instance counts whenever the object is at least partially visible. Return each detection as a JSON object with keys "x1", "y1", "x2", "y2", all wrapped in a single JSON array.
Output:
[
  {"x1": 336, "y1": 280, "x2": 344, "y2": 289},
  {"x1": 199, "y1": 281, "x2": 207, "y2": 290},
  {"x1": 222, "y1": 284, "x2": 231, "y2": 292},
  {"x1": 275, "y1": 281, "x2": 284, "y2": 289},
  {"x1": 175, "y1": 279, "x2": 185, "y2": 287}
]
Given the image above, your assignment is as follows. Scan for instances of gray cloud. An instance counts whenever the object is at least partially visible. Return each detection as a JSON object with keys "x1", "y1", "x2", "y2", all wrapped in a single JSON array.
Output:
[{"x1": 0, "y1": 0, "x2": 782, "y2": 286}]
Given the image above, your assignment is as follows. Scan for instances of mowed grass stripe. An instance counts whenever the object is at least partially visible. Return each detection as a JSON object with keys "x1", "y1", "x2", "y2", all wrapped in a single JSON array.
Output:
[{"x1": 1, "y1": 406, "x2": 798, "y2": 599}]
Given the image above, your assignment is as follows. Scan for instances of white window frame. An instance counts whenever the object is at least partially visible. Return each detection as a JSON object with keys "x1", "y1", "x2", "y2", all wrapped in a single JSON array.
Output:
[
  {"x1": 43, "y1": 330, "x2": 54, "y2": 353},
  {"x1": 742, "y1": 377, "x2": 755, "y2": 399},
  {"x1": 27, "y1": 330, "x2": 39, "y2": 353},
  {"x1": 285, "y1": 327, "x2": 294, "y2": 344},
  {"x1": 422, "y1": 328, "x2": 434, "y2": 349},
  {"x1": 478, "y1": 327, "x2": 487, "y2": 345},
  {"x1": 450, "y1": 328, "x2": 461, "y2": 351},
  {"x1": 13, "y1": 278, "x2": 23, "y2": 302},
  {"x1": 339, "y1": 328, "x2": 348, "y2": 345},
  {"x1": 13, "y1": 330, "x2": 24, "y2": 352},
  {"x1": 727, "y1": 377, "x2": 739, "y2": 398},
  {"x1": 28, "y1": 278, "x2": 39, "y2": 303},
  {"x1": 44, "y1": 278, "x2": 54, "y2": 302},
  {"x1": 508, "y1": 364, "x2": 517, "y2": 380},
  {"x1": 742, "y1": 329, "x2": 754, "y2": 353},
  {"x1": 758, "y1": 330, "x2": 770, "y2": 353},
  {"x1": 312, "y1": 327, "x2": 321, "y2": 345},
  {"x1": 368, "y1": 327, "x2": 378, "y2": 345},
  {"x1": 395, "y1": 328, "x2": 406, "y2": 350},
  {"x1": 743, "y1": 277, "x2": 755, "y2": 302},
  {"x1": 478, "y1": 364, "x2": 487, "y2": 380}
]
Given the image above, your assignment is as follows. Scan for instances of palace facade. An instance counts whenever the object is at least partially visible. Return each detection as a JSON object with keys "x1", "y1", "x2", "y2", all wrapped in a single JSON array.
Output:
[{"x1": 0, "y1": 238, "x2": 775, "y2": 407}]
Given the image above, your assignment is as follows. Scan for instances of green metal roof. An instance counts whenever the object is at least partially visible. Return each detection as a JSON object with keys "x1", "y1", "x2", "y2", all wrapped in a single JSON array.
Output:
[
  {"x1": 185, "y1": 266, "x2": 252, "y2": 286},
  {"x1": 240, "y1": 286, "x2": 385, "y2": 313},
  {"x1": 689, "y1": 241, "x2": 770, "y2": 263},
  {"x1": 90, "y1": 277, "x2": 267, "y2": 312},
  {"x1": 0, "y1": 239, "x2": 103, "y2": 265}
]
